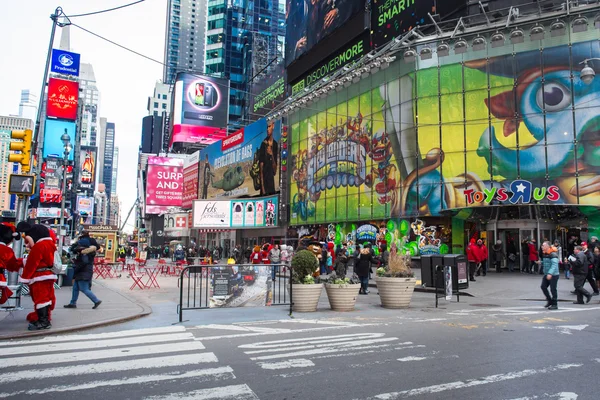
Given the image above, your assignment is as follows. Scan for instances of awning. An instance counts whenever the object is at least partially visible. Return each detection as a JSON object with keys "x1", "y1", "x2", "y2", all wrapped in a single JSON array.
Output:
[{"x1": 195, "y1": 229, "x2": 234, "y2": 233}]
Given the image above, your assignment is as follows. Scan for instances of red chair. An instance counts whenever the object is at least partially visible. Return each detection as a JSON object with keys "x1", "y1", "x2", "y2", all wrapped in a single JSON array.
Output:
[{"x1": 129, "y1": 270, "x2": 146, "y2": 290}]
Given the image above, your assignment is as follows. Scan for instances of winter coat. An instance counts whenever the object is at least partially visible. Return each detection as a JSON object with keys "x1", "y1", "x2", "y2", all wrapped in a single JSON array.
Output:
[
  {"x1": 72, "y1": 237, "x2": 98, "y2": 281},
  {"x1": 541, "y1": 249, "x2": 559, "y2": 276},
  {"x1": 334, "y1": 254, "x2": 348, "y2": 277},
  {"x1": 250, "y1": 251, "x2": 261, "y2": 264},
  {"x1": 473, "y1": 244, "x2": 487, "y2": 262},
  {"x1": 466, "y1": 243, "x2": 477, "y2": 262},
  {"x1": 569, "y1": 252, "x2": 587, "y2": 276},
  {"x1": 528, "y1": 243, "x2": 539, "y2": 261},
  {"x1": 354, "y1": 247, "x2": 373, "y2": 277},
  {"x1": 269, "y1": 248, "x2": 281, "y2": 263},
  {"x1": 593, "y1": 253, "x2": 600, "y2": 278},
  {"x1": 0, "y1": 243, "x2": 23, "y2": 274},
  {"x1": 491, "y1": 245, "x2": 504, "y2": 262}
]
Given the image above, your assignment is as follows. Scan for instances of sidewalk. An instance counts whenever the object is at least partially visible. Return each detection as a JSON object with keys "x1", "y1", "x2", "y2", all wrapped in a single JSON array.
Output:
[{"x1": 0, "y1": 280, "x2": 151, "y2": 340}]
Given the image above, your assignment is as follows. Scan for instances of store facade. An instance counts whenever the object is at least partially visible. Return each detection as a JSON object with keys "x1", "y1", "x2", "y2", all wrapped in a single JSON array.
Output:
[{"x1": 286, "y1": 18, "x2": 600, "y2": 256}]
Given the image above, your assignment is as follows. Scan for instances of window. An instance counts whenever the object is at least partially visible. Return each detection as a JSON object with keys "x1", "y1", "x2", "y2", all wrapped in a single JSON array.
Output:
[
  {"x1": 154, "y1": 102, "x2": 159, "y2": 108},
  {"x1": 162, "y1": 103, "x2": 167, "y2": 109},
  {"x1": 162, "y1": 94, "x2": 167, "y2": 100}
]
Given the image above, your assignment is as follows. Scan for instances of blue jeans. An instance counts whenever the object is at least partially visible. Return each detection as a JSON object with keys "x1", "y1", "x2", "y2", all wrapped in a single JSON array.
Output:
[
  {"x1": 359, "y1": 276, "x2": 369, "y2": 292},
  {"x1": 70, "y1": 280, "x2": 100, "y2": 305}
]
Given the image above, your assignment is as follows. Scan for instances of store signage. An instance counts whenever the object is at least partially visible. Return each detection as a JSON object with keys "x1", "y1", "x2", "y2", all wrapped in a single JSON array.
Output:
[
  {"x1": 40, "y1": 189, "x2": 62, "y2": 203},
  {"x1": 291, "y1": 31, "x2": 370, "y2": 95},
  {"x1": 182, "y1": 151, "x2": 200, "y2": 209},
  {"x1": 51, "y1": 49, "x2": 81, "y2": 76},
  {"x1": 371, "y1": 0, "x2": 433, "y2": 47},
  {"x1": 192, "y1": 195, "x2": 278, "y2": 229},
  {"x1": 146, "y1": 156, "x2": 184, "y2": 214},
  {"x1": 83, "y1": 224, "x2": 118, "y2": 231},
  {"x1": 37, "y1": 207, "x2": 62, "y2": 218},
  {"x1": 356, "y1": 224, "x2": 378, "y2": 241},
  {"x1": 222, "y1": 129, "x2": 244, "y2": 151},
  {"x1": 464, "y1": 180, "x2": 561, "y2": 205},
  {"x1": 46, "y1": 78, "x2": 79, "y2": 120},
  {"x1": 164, "y1": 212, "x2": 190, "y2": 237}
]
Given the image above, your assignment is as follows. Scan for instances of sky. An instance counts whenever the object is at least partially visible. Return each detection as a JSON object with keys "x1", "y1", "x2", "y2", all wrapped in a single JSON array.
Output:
[{"x1": 0, "y1": 0, "x2": 167, "y2": 232}]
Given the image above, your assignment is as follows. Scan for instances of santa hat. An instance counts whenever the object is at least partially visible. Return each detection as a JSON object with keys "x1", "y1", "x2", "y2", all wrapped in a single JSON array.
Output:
[
  {"x1": 16, "y1": 222, "x2": 51, "y2": 244},
  {"x1": 0, "y1": 223, "x2": 20, "y2": 244}
]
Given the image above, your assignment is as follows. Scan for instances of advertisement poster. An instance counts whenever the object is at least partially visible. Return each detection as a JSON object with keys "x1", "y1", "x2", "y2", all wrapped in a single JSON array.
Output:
[
  {"x1": 76, "y1": 195, "x2": 94, "y2": 224},
  {"x1": 145, "y1": 156, "x2": 184, "y2": 214},
  {"x1": 249, "y1": 60, "x2": 285, "y2": 122},
  {"x1": 41, "y1": 158, "x2": 61, "y2": 190},
  {"x1": 289, "y1": 39, "x2": 600, "y2": 225},
  {"x1": 51, "y1": 49, "x2": 81, "y2": 76},
  {"x1": 79, "y1": 146, "x2": 97, "y2": 190},
  {"x1": 285, "y1": 0, "x2": 363, "y2": 66},
  {"x1": 163, "y1": 212, "x2": 190, "y2": 237},
  {"x1": 171, "y1": 73, "x2": 230, "y2": 146},
  {"x1": 182, "y1": 151, "x2": 200, "y2": 209},
  {"x1": 46, "y1": 77, "x2": 79, "y2": 120},
  {"x1": 40, "y1": 189, "x2": 62, "y2": 204},
  {"x1": 371, "y1": 0, "x2": 434, "y2": 48},
  {"x1": 43, "y1": 119, "x2": 76, "y2": 161},
  {"x1": 192, "y1": 195, "x2": 278, "y2": 229},
  {"x1": 199, "y1": 118, "x2": 281, "y2": 200}
]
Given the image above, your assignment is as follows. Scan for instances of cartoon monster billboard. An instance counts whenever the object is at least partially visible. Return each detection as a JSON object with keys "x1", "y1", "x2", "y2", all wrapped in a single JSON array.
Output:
[{"x1": 289, "y1": 39, "x2": 600, "y2": 225}]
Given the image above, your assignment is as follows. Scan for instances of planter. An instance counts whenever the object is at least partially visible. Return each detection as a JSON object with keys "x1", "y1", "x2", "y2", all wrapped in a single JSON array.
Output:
[
  {"x1": 325, "y1": 283, "x2": 360, "y2": 311},
  {"x1": 376, "y1": 276, "x2": 416, "y2": 309},
  {"x1": 291, "y1": 283, "x2": 323, "y2": 312}
]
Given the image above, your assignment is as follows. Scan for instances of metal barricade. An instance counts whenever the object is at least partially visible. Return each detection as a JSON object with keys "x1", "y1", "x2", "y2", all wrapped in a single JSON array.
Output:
[{"x1": 178, "y1": 263, "x2": 292, "y2": 322}]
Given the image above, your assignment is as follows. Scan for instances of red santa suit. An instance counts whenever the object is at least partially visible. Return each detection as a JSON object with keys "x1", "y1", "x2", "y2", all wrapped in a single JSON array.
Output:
[
  {"x1": 0, "y1": 223, "x2": 23, "y2": 304},
  {"x1": 16, "y1": 223, "x2": 57, "y2": 327}
]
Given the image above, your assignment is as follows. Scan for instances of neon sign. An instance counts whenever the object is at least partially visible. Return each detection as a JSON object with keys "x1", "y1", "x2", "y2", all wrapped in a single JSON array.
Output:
[{"x1": 464, "y1": 180, "x2": 561, "y2": 205}]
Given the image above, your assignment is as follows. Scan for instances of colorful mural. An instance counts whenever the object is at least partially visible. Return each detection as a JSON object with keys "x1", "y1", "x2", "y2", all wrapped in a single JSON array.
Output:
[{"x1": 289, "y1": 39, "x2": 600, "y2": 225}]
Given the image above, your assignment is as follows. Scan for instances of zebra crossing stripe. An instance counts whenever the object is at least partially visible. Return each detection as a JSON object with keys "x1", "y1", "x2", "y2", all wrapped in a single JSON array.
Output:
[
  {"x1": 0, "y1": 367, "x2": 236, "y2": 398},
  {"x1": 145, "y1": 384, "x2": 259, "y2": 400},
  {"x1": 239, "y1": 333, "x2": 386, "y2": 350},
  {"x1": 0, "y1": 326, "x2": 187, "y2": 347},
  {"x1": 0, "y1": 352, "x2": 218, "y2": 384},
  {"x1": 1, "y1": 340, "x2": 206, "y2": 368},
  {"x1": 2, "y1": 332, "x2": 194, "y2": 356}
]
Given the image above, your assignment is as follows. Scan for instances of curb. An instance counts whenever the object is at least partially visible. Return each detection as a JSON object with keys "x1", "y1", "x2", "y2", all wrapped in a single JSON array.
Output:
[
  {"x1": 0, "y1": 281, "x2": 152, "y2": 341},
  {"x1": 368, "y1": 281, "x2": 474, "y2": 297}
]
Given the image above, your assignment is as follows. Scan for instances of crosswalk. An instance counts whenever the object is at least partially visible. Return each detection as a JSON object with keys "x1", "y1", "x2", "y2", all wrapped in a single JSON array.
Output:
[{"x1": 0, "y1": 326, "x2": 259, "y2": 399}]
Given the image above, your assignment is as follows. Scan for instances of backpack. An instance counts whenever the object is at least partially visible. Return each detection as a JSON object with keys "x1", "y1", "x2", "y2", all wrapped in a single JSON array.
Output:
[{"x1": 52, "y1": 249, "x2": 63, "y2": 274}]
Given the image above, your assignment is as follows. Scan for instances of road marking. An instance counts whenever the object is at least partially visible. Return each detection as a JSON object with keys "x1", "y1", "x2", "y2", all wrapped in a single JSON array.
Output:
[
  {"x1": 448, "y1": 306, "x2": 600, "y2": 316},
  {"x1": 194, "y1": 324, "x2": 381, "y2": 340},
  {"x1": 1, "y1": 340, "x2": 206, "y2": 368},
  {"x1": 0, "y1": 367, "x2": 235, "y2": 397},
  {"x1": 1, "y1": 332, "x2": 194, "y2": 356},
  {"x1": 532, "y1": 325, "x2": 588, "y2": 335},
  {"x1": 145, "y1": 384, "x2": 259, "y2": 400},
  {"x1": 258, "y1": 359, "x2": 315, "y2": 370},
  {"x1": 361, "y1": 364, "x2": 582, "y2": 399},
  {"x1": 241, "y1": 333, "x2": 389, "y2": 352},
  {"x1": 193, "y1": 324, "x2": 292, "y2": 333},
  {"x1": 506, "y1": 393, "x2": 578, "y2": 400},
  {"x1": 0, "y1": 326, "x2": 187, "y2": 346},
  {"x1": 397, "y1": 356, "x2": 429, "y2": 362},
  {"x1": 249, "y1": 339, "x2": 398, "y2": 361},
  {"x1": 0, "y1": 352, "x2": 218, "y2": 384}
]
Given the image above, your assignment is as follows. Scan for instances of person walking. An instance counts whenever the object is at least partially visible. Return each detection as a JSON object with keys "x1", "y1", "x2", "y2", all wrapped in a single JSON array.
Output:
[
  {"x1": 466, "y1": 239, "x2": 478, "y2": 282},
  {"x1": 521, "y1": 239, "x2": 530, "y2": 273},
  {"x1": 269, "y1": 244, "x2": 281, "y2": 280},
  {"x1": 566, "y1": 246, "x2": 593, "y2": 305},
  {"x1": 580, "y1": 241, "x2": 599, "y2": 296},
  {"x1": 355, "y1": 243, "x2": 373, "y2": 295},
  {"x1": 528, "y1": 240, "x2": 539, "y2": 274},
  {"x1": 506, "y1": 238, "x2": 517, "y2": 272},
  {"x1": 64, "y1": 231, "x2": 102, "y2": 310},
  {"x1": 474, "y1": 239, "x2": 488, "y2": 276},
  {"x1": 491, "y1": 240, "x2": 504, "y2": 273},
  {"x1": 593, "y1": 247, "x2": 600, "y2": 294},
  {"x1": 538, "y1": 241, "x2": 560, "y2": 310}
]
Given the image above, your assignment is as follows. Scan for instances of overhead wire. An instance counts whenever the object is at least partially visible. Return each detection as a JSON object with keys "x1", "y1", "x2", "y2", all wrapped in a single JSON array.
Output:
[{"x1": 66, "y1": 0, "x2": 146, "y2": 18}]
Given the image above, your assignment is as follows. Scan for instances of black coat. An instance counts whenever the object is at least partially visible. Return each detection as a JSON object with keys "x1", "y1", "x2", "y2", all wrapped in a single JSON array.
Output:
[
  {"x1": 569, "y1": 252, "x2": 587, "y2": 276},
  {"x1": 354, "y1": 249, "x2": 373, "y2": 277},
  {"x1": 72, "y1": 237, "x2": 98, "y2": 281}
]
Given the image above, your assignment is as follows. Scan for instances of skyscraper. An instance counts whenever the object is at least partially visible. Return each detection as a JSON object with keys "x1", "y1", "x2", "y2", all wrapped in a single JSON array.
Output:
[
  {"x1": 111, "y1": 147, "x2": 119, "y2": 195},
  {"x1": 18, "y1": 90, "x2": 38, "y2": 122},
  {"x1": 103, "y1": 123, "x2": 116, "y2": 200},
  {"x1": 78, "y1": 63, "x2": 100, "y2": 147},
  {"x1": 163, "y1": 0, "x2": 208, "y2": 84}
]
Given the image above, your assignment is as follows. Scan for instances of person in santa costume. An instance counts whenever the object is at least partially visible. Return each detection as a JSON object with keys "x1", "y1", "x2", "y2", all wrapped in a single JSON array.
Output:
[
  {"x1": 16, "y1": 222, "x2": 57, "y2": 330},
  {"x1": 0, "y1": 222, "x2": 23, "y2": 305}
]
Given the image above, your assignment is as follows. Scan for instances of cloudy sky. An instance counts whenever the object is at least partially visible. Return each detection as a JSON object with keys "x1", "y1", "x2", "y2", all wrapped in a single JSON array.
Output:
[{"x1": 0, "y1": 0, "x2": 166, "y2": 231}]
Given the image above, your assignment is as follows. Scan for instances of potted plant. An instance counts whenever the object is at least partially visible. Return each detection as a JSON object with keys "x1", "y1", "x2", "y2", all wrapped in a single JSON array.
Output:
[
  {"x1": 290, "y1": 249, "x2": 323, "y2": 312},
  {"x1": 324, "y1": 274, "x2": 360, "y2": 311},
  {"x1": 375, "y1": 247, "x2": 416, "y2": 309}
]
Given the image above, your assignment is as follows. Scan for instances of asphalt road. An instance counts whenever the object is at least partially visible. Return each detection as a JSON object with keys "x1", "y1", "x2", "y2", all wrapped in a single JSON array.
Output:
[{"x1": 1, "y1": 299, "x2": 599, "y2": 400}]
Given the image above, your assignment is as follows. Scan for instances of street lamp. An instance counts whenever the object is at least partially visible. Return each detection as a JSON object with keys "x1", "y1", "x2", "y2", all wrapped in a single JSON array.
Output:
[
  {"x1": 579, "y1": 58, "x2": 600, "y2": 84},
  {"x1": 58, "y1": 132, "x2": 72, "y2": 256}
]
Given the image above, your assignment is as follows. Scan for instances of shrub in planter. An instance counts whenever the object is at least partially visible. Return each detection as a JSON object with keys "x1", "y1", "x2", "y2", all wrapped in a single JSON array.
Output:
[
  {"x1": 324, "y1": 273, "x2": 360, "y2": 312},
  {"x1": 290, "y1": 250, "x2": 322, "y2": 312},
  {"x1": 291, "y1": 250, "x2": 319, "y2": 284},
  {"x1": 376, "y1": 247, "x2": 416, "y2": 309}
]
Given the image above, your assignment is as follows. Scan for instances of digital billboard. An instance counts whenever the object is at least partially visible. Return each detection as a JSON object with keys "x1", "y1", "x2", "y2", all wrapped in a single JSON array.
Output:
[
  {"x1": 145, "y1": 156, "x2": 184, "y2": 214},
  {"x1": 199, "y1": 118, "x2": 281, "y2": 200},
  {"x1": 77, "y1": 195, "x2": 94, "y2": 224},
  {"x1": 192, "y1": 195, "x2": 278, "y2": 229},
  {"x1": 79, "y1": 146, "x2": 97, "y2": 190},
  {"x1": 41, "y1": 158, "x2": 61, "y2": 190},
  {"x1": 46, "y1": 77, "x2": 79, "y2": 120},
  {"x1": 51, "y1": 49, "x2": 81, "y2": 76},
  {"x1": 182, "y1": 151, "x2": 200, "y2": 209},
  {"x1": 371, "y1": 0, "x2": 435, "y2": 47},
  {"x1": 43, "y1": 119, "x2": 76, "y2": 161},
  {"x1": 171, "y1": 73, "x2": 230, "y2": 146},
  {"x1": 288, "y1": 39, "x2": 600, "y2": 225},
  {"x1": 249, "y1": 60, "x2": 285, "y2": 122},
  {"x1": 285, "y1": 0, "x2": 364, "y2": 67}
]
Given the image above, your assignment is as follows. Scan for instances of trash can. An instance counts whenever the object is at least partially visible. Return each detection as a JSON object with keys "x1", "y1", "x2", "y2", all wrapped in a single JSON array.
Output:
[
  {"x1": 443, "y1": 254, "x2": 469, "y2": 290},
  {"x1": 62, "y1": 266, "x2": 74, "y2": 287},
  {"x1": 420, "y1": 255, "x2": 434, "y2": 287}
]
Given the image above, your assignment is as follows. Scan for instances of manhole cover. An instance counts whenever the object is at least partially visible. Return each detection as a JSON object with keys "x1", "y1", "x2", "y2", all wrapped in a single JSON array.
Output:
[{"x1": 470, "y1": 304, "x2": 501, "y2": 307}]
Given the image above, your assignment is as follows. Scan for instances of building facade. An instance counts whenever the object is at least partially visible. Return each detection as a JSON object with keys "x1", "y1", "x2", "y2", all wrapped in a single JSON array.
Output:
[
  {"x1": 148, "y1": 81, "x2": 172, "y2": 116},
  {"x1": 111, "y1": 146, "x2": 119, "y2": 194},
  {"x1": 18, "y1": 89, "x2": 38, "y2": 122},
  {"x1": 102, "y1": 123, "x2": 116, "y2": 202}
]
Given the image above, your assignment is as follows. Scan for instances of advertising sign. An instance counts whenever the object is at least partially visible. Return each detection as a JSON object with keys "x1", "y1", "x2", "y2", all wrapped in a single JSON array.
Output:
[
  {"x1": 371, "y1": 0, "x2": 434, "y2": 48},
  {"x1": 51, "y1": 49, "x2": 81, "y2": 76},
  {"x1": 182, "y1": 151, "x2": 200, "y2": 209},
  {"x1": 46, "y1": 77, "x2": 79, "y2": 120},
  {"x1": 199, "y1": 119, "x2": 281, "y2": 200},
  {"x1": 40, "y1": 189, "x2": 62, "y2": 204},
  {"x1": 163, "y1": 212, "x2": 190, "y2": 237},
  {"x1": 145, "y1": 156, "x2": 184, "y2": 214},
  {"x1": 37, "y1": 207, "x2": 62, "y2": 218},
  {"x1": 77, "y1": 195, "x2": 94, "y2": 224},
  {"x1": 171, "y1": 73, "x2": 230, "y2": 146},
  {"x1": 249, "y1": 60, "x2": 285, "y2": 121},
  {"x1": 192, "y1": 195, "x2": 278, "y2": 229},
  {"x1": 285, "y1": 0, "x2": 363, "y2": 67},
  {"x1": 41, "y1": 158, "x2": 61, "y2": 189},
  {"x1": 291, "y1": 31, "x2": 370, "y2": 95},
  {"x1": 79, "y1": 146, "x2": 97, "y2": 190},
  {"x1": 43, "y1": 119, "x2": 76, "y2": 161}
]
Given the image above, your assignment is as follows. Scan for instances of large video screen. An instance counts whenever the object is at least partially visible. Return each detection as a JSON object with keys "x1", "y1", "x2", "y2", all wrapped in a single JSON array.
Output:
[{"x1": 285, "y1": 0, "x2": 364, "y2": 66}]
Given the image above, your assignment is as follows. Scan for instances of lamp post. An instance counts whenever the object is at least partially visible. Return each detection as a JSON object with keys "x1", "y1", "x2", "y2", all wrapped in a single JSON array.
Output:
[{"x1": 59, "y1": 132, "x2": 72, "y2": 256}]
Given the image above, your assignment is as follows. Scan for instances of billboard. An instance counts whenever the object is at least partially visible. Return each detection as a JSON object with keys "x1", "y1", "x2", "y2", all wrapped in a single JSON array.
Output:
[
  {"x1": 41, "y1": 158, "x2": 61, "y2": 190},
  {"x1": 199, "y1": 118, "x2": 281, "y2": 200},
  {"x1": 145, "y1": 156, "x2": 184, "y2": 214},
  {"x1": 182, "y1": 151, "x2": 200, "y2": 209},
  {"x1": 249, "y1": 60, "x2": 285, "y2": 121},
  {"x1": 79, "y1": 146, "x2": 97, "y2": 190},
  {"x1": 171, "y1": 73, "x2": 230, "y2": 146},
  {"x1": 46, "y1": 77, "x2": 79, "y2": 120},
  {"x1": 164, "y1": 212, "x2": 191, "y2": 237},
  {"x1": 51, "y1": 49, "x2": 81, "y2": 76},
  {"x1": 43, "y1": 119, "x2": 76, "y2": 161},
  {"x1": 285, "y1": 0, "x2": 364, "y2": 67},
  {"x1": 288, "y1": 39, "x2": 600, "y2": 225},
  {"x1": 192, "y1": 195, "x2": 278, "y2": 229},
  {"x1": 40, "y1": 189, "x2": 62, "y2": 204},
  {"x1": 77, "y1": 195, "x2": 94, "y2": 224},
  {"x1": 371, "y1": 0, "x2": 435, "y2": 48}
]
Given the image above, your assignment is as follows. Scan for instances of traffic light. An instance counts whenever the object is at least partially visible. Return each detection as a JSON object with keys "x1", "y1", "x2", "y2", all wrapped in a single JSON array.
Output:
[{"x1": 8, "y1": 129, "x2": 33, "y2": 173}]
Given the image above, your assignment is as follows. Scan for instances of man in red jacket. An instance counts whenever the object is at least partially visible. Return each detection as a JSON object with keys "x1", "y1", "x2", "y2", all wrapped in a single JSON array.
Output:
[
  {"x1": 17, "y1": 222, "x2": 57, "y2": 331},
  {"x1": 0, "y1": 223, "x2": 23, "y2": 304},
  {"x1": 466, "y1": 239, "x2": 478, "y2": 282},
  {"x1": 475, "y1": 239, "x2": 489, "y2": 276}
]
